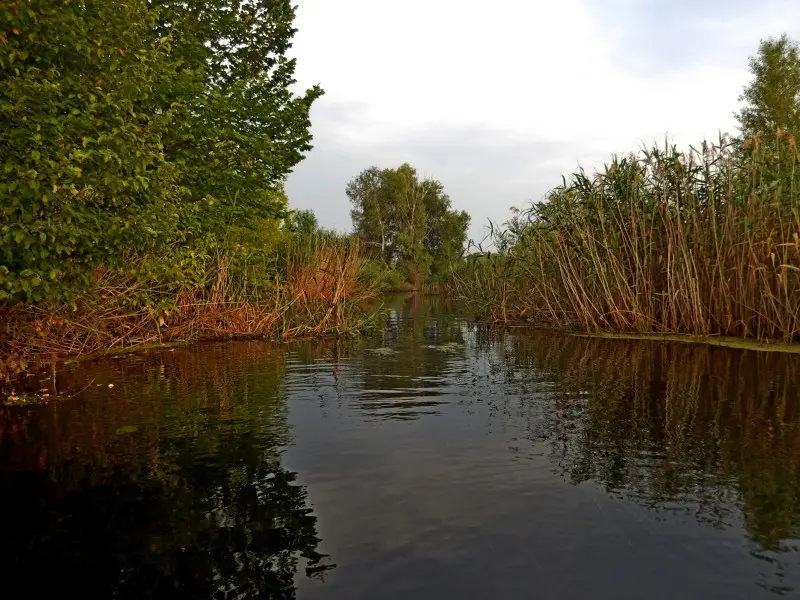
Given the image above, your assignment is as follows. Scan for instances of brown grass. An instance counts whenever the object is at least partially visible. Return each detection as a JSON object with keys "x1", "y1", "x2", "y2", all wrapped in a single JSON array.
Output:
[
  {"x1": 455, "y1": 135, "x2": 800, "y2": 341},
  {"x1": 0, "y1": 238, "x2": 376, "y2": 378}
]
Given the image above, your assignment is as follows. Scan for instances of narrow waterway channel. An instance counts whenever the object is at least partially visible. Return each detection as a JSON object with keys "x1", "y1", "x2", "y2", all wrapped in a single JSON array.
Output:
[{"x1": 2, "y1": 295, "x2": 800, "y2": 599}]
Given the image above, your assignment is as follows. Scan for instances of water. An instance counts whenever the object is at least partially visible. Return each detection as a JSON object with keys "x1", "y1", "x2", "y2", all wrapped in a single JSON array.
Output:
[{"x1": 3, "y1": 295, "x2": 800, "y2": 599}]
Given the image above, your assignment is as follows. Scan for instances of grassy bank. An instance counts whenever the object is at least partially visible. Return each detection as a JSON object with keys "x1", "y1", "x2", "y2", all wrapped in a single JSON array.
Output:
[
  {"x1": 453, "y1": 134, "x2": 800, "y2": 342},
  {"x1": 0, "y1": 234, "x2": 379, "y2": 379},
  {"x1": 1, "y1": 1, "x2": 363, "y2": 381}
]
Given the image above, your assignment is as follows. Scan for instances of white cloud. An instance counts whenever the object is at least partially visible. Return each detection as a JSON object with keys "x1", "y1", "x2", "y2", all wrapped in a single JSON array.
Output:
[{"x1": 286, "y1": 0, "x2": 800, "y2": 242}]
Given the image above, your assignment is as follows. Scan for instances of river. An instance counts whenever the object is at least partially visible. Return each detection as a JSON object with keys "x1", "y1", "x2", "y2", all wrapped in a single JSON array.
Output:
[{"x1": 2, "y1": 295, "x2": 800, "y2": 598}]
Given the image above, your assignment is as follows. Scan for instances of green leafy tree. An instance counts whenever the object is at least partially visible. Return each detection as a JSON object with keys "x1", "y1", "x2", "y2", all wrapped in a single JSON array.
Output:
[
  {"x1": 1, "y1": 1, "x2": 178, "y2": 301},
  {"x1": 347, "y1": 166, "x2": 394, "y2": 263},
  {"x1": 384, "y1": 164, "x2": 429, "y2": 269},
  {"x1": 346, "y1": 164, "x2": 469, "y2": 282},
  {"x1": 290, "y1": 209, "x2": 319, "y2": 236},
  {"x1": 0, "y1": 0, "x2": 321, "y2": 302},
  {"x1": 423, "y1": 185, "x2": 470, "y2": 274},
  {"x1": 148, "y1": 0, "x2": 323, "y2": 222},
  {"x1": 736, "y1": 34, "x2": 800, "y2": 140}
]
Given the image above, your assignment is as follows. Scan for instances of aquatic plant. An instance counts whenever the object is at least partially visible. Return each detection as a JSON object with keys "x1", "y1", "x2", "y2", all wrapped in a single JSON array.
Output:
[{"x1": 454, "y1": 133, "x2": 800, "y2": 341}]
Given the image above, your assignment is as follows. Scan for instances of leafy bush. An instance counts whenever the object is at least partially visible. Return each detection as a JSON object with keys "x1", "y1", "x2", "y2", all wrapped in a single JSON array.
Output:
[
  {"x1": 358, "y1": 260, "x2": 413, "y2": 293},
  {"x1": 0, "y1": 0, "x2": 321, "y2": 302}
]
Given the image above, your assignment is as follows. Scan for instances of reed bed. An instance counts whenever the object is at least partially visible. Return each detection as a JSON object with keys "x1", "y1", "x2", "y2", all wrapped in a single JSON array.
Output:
[
  {"x1": 0, "y1": 237, "x2": 376, "y2": 377},
  {"x1": 455, "y1": 134, "x2": 800, "y2": 341}
]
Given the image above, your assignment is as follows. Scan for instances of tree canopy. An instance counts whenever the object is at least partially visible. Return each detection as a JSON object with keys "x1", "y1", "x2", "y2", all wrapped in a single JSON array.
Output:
[
  {"x1": 346, "y1": 164, "x2": 469, "y2": 282},
  {"x1": 0, "y1": 0, "x2": 322, "y2": 301},
  {"x1": 290, "y1": 209, "x2": 319, "y2": 236},
  {"x1": 736, "y1": 34, "x2": 800, "y2": 140}
]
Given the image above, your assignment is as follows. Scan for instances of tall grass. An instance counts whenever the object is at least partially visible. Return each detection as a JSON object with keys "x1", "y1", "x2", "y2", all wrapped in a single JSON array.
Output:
[
  {"x1": 0, "y1": 235, "x2": 378, "y2": 377},
  {"x1": 454, "y1": 133, "x2": 800, "y2": 341}
]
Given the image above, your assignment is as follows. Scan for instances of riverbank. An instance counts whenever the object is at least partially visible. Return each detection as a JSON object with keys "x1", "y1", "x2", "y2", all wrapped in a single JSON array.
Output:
[
  {"x1": 3, "y1": 294, "x2": 800, "y2": 599},
  {"x1": 452, "y1": 134, "x2": 800, "y2": 344},
  {"x1": 0, "y1": 236, "x2": 380, "y2": 381}
]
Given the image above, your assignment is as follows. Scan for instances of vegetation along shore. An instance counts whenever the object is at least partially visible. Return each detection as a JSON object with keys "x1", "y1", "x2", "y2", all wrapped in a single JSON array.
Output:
[
  {"x1": 451, "y1": 34, "x2": 800, "y2": 345},
  {"x1": 3, "y1": 0, "x2": 800, "y2": 378},
  {"x1": 0, "y1": 2, "x2": 408, "y2": 377}
]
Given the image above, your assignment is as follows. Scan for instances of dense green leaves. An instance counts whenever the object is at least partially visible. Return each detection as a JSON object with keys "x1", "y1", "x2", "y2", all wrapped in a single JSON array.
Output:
[
  {"x1": 289, "y1": 209, "x2": 319, "y2": 236},
  {"x1": 0, "y1": 0, "x2": 321, "y2": 302},
  {"x1": 346, "y1": 164, "x2": 469, "y2": 283},
  {"x1": 736, "y1": 34, "x2": 800, "y2": 140},
  {"x1": 148, "y1": 0, "x2": 323, "y2": 213}
]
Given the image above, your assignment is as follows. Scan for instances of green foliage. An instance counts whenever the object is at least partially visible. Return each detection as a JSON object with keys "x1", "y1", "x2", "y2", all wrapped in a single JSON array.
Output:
[
  {"x1": 1, "y1": 1, "x2": 181, "y2": 301},
  {"x1": 148, "y1": 0, "x2": 323, "y2": 213},
  {"x1": 347, "y1": 166, "x2": 393, "y2": 261},
  {"x1": 346, "y1": 164, "x2": 469, "y2": 286},
  {"x1": 736, "y1": 34, "x2": 800, "y2": 140},
  {"x1": 359, "y1": 260, "x2": 414, "y2": 293},
  {"x1": 289, "y1": 209, "x2": 319, "y2": 237},
  {"x1": 217, "y1": 214, "x2": 293, "y2": 300},
  {"x1": 427, "y1": 200, "x2": 470, "y2": 274},
  {"x1": 0, "y1": 0, "x2": 321, "y2": 302}
]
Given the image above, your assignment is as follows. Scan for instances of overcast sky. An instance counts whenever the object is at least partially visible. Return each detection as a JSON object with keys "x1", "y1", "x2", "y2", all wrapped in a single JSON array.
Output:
[{"x1": 285, "y1": 0, "x2": 800, "y2": 245}]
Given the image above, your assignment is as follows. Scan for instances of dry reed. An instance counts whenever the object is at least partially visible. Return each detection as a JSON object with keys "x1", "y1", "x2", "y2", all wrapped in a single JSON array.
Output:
[
  {"x1": 456, "y1": 134, "x2": 800, "y2": 341},
  {"x1": 0, "y1": 237, "x2": 376, "y2": 377}
]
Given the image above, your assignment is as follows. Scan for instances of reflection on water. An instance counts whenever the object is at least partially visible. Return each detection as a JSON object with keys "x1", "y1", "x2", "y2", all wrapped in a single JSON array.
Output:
[
  {"x1": 510, "y1": 334, "x2": 800, "y2": 550},
  {"x1": 0, "y1": 345, "x2": 333, "y2": 599},
  {"x1": 2, "y1": 295, "x2": 800, "y2": 598}
]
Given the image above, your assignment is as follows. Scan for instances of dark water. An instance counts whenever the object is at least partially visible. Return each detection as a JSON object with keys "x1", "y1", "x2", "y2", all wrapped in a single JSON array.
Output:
[{"x1": 3, "y1": 296, "x2": 800, "y2": 599}]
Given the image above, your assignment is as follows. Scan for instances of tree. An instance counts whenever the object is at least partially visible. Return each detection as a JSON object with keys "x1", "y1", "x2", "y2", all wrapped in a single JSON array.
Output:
[
  {"x1": 148, "y1": 0, "x2": 323, "y2": 219},
  {"x1": 347, "y1": 166, "x2": 393, "y2": 263},
  {"x1": 422, "y1": 183, "x2": 470, "y2": 273},
  {"x1": 383, "y1": 164, "x2": 429, "y2": 269},
  {"x1": 290, "y1": 209, "x2": 319, "y2": 236},
  {"x1": 736, "y1": 34, "x2": 800, "y2": 140},
  {"x1": 428, "y1": 208, "x2": 470, "y2": 272},
  {"x1": 0, "y1": 0, "x2": 321, "y2": 302},
  {"x1": 346, "y1": 164, "x2": 469, "y2": 281}
]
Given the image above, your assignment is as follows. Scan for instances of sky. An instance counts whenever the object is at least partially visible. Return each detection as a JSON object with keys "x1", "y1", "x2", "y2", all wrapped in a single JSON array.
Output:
[{"x1": 284, "y1": 0, "x2": 800, "y2": 245}]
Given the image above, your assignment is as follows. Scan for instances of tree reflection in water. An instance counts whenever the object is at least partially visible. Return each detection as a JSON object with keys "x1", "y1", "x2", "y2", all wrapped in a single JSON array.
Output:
[
  {"x1": 0, "y1": 342, "x2": 333, "y2": 599},
  {"x1": 4, "y1": 297, "x2": 800, "y2": 597}
]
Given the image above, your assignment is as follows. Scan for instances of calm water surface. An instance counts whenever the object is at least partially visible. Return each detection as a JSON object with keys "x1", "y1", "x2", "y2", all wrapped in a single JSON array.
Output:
[{"x1": 3, "y1": 296, "x2": 800, "y2": 598}]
